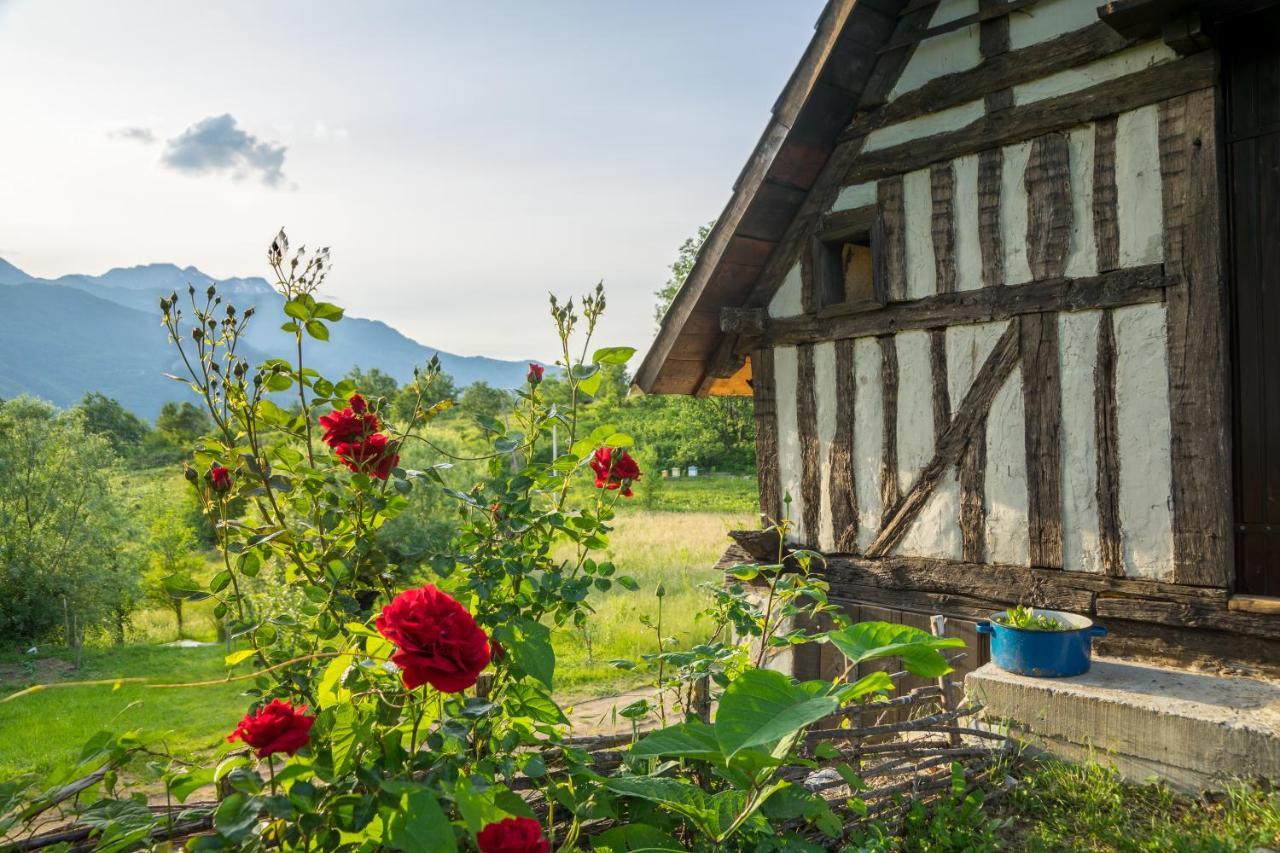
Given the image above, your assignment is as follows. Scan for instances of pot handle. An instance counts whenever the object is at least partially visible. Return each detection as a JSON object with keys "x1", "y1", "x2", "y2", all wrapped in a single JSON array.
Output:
[
  {"x1": 1089, "y1": 625, "x2": 1109, "y2": 638},
  {"x1": 976, "y1": 621, "x2": 993, "y2": 635}
]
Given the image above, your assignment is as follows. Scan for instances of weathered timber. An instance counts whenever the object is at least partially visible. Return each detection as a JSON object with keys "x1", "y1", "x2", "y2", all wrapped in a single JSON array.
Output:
[
  {"x1": 1020, "y1": 312, "x2": 1064, "y2": 568},
  {"x1": 842, "y1": 50, "x2": 1217, "y2": 185},
  {"x1": 758, "y1": 264, "x2": 1171, "y2": 347},
  {"x1": 959, "y1": 414, "x2": 988, "y2": 562},
  {"x1": 798, "y1": 343, "x2": 822, "y2": 543},
  {"x1": 879, "y1": 335, "x2": 901, "y2": 525},
  {"x1": 752, "y1": 347, "x2": 782, "y2": 523},
  {"x1": 1025, "y1": 133, "x2": 1073, "y2": 280},
  {"x1": 1094, "y1": 597, "x2": 1280, "y2": 641},
  {"x1": 929, "y1": 329, "x2": 951, "y2": 441},
  {"x1": 720, "y1": 306, "x2": 766, "y2": 335},
  {"x1": 867, "y1": 321, "x2": 1021, "y2": 557},
  {"x1": 831, "y1": 338, "x2": 860, "y2": 551},
  {"x1": 1158, "y1": 88, "x2": 1234, "y2": 588},
  {"x1": 820, "y1": 204, "x2": 878, "y2": 240},
  {"x1": 854, "y1": 21, "x2": 1138, "y2": 133},
  {"x1": 930, "y1": 163, "x2": 957, "y2": 294},
  {"x1": 859, "y1": 4, "x2": 938, "y2": 110},
  {"x1": 1093, "y1": 116, "x2": 1121, "y2": 272},
  {"x1": 1095, "y1": 618, "x2": 1280, "y2": 674},
  {"x1": 1095, "y1": 310, "x2": 1124, "y2": 577},
  {"x1": 978, "y1": 148, "x2": 1004, "y2": 287},
  {"x1": 876, "y1": 0, "x2": 1038, "y2": 53},
  {"x1": 979, "y1": 0, "x2": 1014, "y2": 113},
  {"x1": 879, "y1": 176, "x2": 908, "y2": 302},
  {"x1": 801, "y1": 237, "x2": 819, "y2": 314}
]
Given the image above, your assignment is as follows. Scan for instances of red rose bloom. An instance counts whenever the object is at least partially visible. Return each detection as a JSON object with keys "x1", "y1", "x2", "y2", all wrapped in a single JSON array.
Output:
[
  {"x1": 526, "y1": 363, "x2": 544, "y2": 385},
  {"x1": 319, "y1": 405, "x2": 378, "y2": 448},
  {"x1": 334, "y1": 432, "x2": 400, "y2": 479},
  {"x1": 209, "y1": 464, "x2": 232, "y2": 493},
  {"x1": 476, "y1": 817, "x2": 549, "y2": 853},
  {"x1": 226, "y1": 699, "x2": 315, "y2": 758},
  {"x1": 348, "y1": 393, "x2": 367, "y2": 414},
  {"x1": 375, "y1": 585, "x2": 491, "y2": 692},
  {"x1": 589, "y1": 447, "x2": 642, "y2": 497}
]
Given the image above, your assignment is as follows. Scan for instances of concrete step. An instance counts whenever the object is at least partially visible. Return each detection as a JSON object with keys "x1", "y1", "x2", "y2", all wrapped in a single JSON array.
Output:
[{"x1": 965, "y1": 657, "x2": 1280, "y2": 792}]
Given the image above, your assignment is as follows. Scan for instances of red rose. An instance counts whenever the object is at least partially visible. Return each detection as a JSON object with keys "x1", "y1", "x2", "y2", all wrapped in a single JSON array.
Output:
[
  {"x1": 348, "y1": 393, "x2": 367, "y2": 414},
  {"x1": 375, "y1": 585, "x2": 490, "y2": 692},
  {"x1": 208, "y1": 464, "x2": 232, "y2": 493},
  {"x1": 319, "y1": 406, "x2": 378, "y2": 448},
  {"x1": 226, "y1": 699, "x2": 315, "y2": 758},
  {"x1": 589, "y1": 447, "x2": 642, "y2": 497},
  {"x1": 476, "y1": 817, "x2": 549, "y2": 853},
  {"x1": 335, "y1": 432, "x2": 400, "y2": 479},
  {"x1": 526, "y1": 363, "x2": 544, "y2": 385}
]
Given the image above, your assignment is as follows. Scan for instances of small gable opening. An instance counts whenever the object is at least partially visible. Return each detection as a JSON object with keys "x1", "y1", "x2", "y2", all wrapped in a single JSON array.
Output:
[{"x1": 811, "y1": 206, "x2": 885, "y2": 315}]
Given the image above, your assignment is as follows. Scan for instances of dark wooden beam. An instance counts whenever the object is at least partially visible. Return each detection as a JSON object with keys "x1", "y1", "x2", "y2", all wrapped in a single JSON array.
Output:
[
  {"x1": 876, "y1": 0, "x2": 1038, "y2": 53},
  {"x1": 758, "y1": 264, "x2": 1172, "y2": 347},
  {"x1": 1093, "y1": 116, "x2": 1121, "y2": 272},
  {"x1": 797, "y1": 343, "x2": 822, "y2": 543},
  {"x1": 1025, "y1": 133, "x2": 1073, "y2": 281},
  {"x1": 831, "y1": 338, "x2": 859, "y2": 552},
  {"x1": 1095, "y1": 309, "x2": 1124, "y2": 577},
  {"x1": 841, "y1": 50, "x2": 1217, "y2": 186},
  {"x1": 1158, "y1": 89, "x2": 1234, "y2": 588},
  {"x1": 1021, "y1": 312, "x2": 1064, "y2": 568},
  {"x1": 878, "y1": 176, "x2": 908, "y2": 302},
  {"x1": 930, "y1": 163, "x2": 957, "y2": 294},
  {"x1": 959, "y1": 415, "x2": 988, "y2": 563},
  {"x1": 752, "y1": 347, "x2": 781, "y2": 524},
  {"x1": 978, "y1": 148, "x2": 1005, "y2": 287},
  {"x1": 879, "y1": 336, "x2": 900, "y2": 527}
]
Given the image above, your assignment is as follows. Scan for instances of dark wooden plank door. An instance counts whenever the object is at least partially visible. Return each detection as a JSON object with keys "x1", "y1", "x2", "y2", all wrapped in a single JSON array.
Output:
[{"x1": 1226, "y1": 8, "x2": 1280, "y2": 595}]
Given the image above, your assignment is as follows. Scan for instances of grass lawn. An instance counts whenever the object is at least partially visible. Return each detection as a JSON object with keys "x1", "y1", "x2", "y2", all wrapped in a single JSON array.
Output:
[{"x1": 0, "y1": 644, "x2": 248, "y2": 781}]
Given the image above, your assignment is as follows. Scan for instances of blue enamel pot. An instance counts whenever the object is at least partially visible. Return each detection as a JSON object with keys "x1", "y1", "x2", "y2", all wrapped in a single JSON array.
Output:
[{"x1": 976, "y1": 609, "x2": 1107, "y2": 677}]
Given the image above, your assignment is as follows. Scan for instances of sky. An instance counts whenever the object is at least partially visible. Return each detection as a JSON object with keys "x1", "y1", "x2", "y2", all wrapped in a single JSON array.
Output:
[{"x1": 0, "y1": 1, "x2": 824, "y2": 362}]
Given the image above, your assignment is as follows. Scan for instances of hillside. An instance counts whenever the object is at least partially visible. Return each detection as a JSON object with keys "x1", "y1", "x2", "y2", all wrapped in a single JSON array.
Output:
[{"x1": 0, "y1": 260, "x2": 538, "y2": 417}]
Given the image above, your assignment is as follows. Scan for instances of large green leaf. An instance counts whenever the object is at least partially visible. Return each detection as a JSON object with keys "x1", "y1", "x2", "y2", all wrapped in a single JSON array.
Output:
[
  {"x1": 824, "y1": 621, "x2": 965, "y2": 678},
  {"x1": 494, "y1": 620, "x2": 555, "y2": 690},
  {"x1": 384, "y1": 787, "x2": 455, "y2": 852},
  {"x1": 592, "y1": 346, "x2": 637, "y2": 366},
  {"x1": 630, "y1": 721, "x2": 722, "y2": 762},
  {"x1": 603, "y1": 776, "x2": 724, "y2": 840},
  {"x1": 590, "y1": 823, "x2": 685, "y2": 851},
  {"x1": 713, "y1": 669, "x2": 838, "y2": 760}
]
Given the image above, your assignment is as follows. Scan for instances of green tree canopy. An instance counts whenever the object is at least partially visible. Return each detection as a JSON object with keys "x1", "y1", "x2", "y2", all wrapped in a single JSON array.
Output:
[
  {"x1": 155, "y1": 401, "x2": 213, "y2": 443},
  {"x1": 344, "y1": 365, "x2": 400, "y2": 402},
  {"x1": 459, "y1": 381, "x2": 511, "y2": 421},
  {"x1": 654, "y1": 220, "x2": 714, "y2": 328},
  {"x1": 76, "y1": 392, "x2": 150, "y2": 454}
]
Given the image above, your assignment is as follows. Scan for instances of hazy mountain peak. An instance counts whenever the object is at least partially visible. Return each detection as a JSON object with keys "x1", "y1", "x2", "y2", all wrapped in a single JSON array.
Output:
[{"x1": 0, "y1": 258, "x2": 35, "y2": 284}]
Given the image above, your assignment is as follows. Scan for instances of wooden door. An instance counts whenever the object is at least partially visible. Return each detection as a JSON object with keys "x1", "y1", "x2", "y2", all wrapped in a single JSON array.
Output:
[{"x1": 1226, "y1": 8, "x2": 1280, "y2": 594}]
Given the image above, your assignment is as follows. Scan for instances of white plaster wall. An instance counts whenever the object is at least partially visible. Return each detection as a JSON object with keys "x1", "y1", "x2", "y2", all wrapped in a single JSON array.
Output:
[
  {"x1": 953, "y1": 154, "x2": 984, "y2": 292},
  {"x1": 890, "y1": 0, "x2": 981, "y2": 100},
  {"x1": 1064, "y1": 124, "x2": 1099, "y2": 279},
  {"x1": 1013, "y1": 42, "x2": 1177, "y2": 106},
  {"x1": 898, "y1": 475, "x2": 963, "y2": 560},
  {"x1": 814, "y1": 342, "x2": 838, "y2": 552},
  {"x1": 1058, "y1": 310, "x2": 1103, "y2": 573},
  {"x1": 774, "y1": 346, "x2": 804, "y2": 542},
  {"x1": 1113, "y1": 304, "x2": 1175, "y2": 579},
  {"x1": 903, "y1": 168, "x2": 938, "y2": 300},
  {"x1": 769, "y1": 263, "x2": 804, "y2": 318},
  {"x1": 853, "y1": 338, "x2": 884, "y2": 551},
  {"x1": 865, "y1": 100, "x2": 985, "y2": 152},
  {"x1": 946, "y1": 321, "x2": 1006, "y2": 407},
  {"x1": 1000, "y1": 140, "x2": 1034, "y2": 286},
  {"x1": 896, "y1": 331, "x2": 935, "y2": 491},
  {"x1": 832, "y1": 181, "x2": 877, "y2": 213},
  {"x1": 1116, "y1": 105, "x2": 1165, "y2": 268},
  {"x1": 984, "y1": 367, "x2": 1030, "y2": 566},
  {"x1": 1009, "y1": 0, "x2": 1102, "y2": 50}
]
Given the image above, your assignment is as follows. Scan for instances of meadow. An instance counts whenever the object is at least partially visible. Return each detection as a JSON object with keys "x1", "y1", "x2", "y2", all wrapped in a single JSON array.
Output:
[{"x1": 0, "y1": 475, "x2": 756, "y2": 780}]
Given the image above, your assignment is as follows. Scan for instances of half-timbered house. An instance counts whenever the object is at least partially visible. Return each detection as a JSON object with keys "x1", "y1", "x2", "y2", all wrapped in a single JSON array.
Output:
[{"x1": 637, "y1": 0, "x2": 1280, "y2": 678}]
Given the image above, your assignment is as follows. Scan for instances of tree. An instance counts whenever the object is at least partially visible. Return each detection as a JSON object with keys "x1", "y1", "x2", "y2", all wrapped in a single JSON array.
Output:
[
  {"x1": 344, "y1": 366, "x2": 399, "y2": 402},
  {"x1": 142, "y1": 500, "x2": 207, "y2": 639},
  {"x1": 654, "y1": 220, "x2": 714, "y2": 328},
  {"x1": 76, "y1": 392, "x2": 150, "y2": 455},
  {"x1": 156, "y1": 401, "x2": 213, "y2": 443},
  {"x1": 391, "y1": 365, "x2": 458, "y2": 424},
  {"x1": 459, "y1": 381, "x2": 511, "y2": 421},
  {"x1": 0, "y1": 397, "x2": 136, "y2": 647}
]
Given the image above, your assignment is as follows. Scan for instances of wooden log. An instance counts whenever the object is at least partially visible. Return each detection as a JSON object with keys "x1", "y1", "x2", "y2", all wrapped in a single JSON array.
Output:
[
  {"x1": 959, "y1": 414, "x2": 988, "y2": 563},
  {"x1": 878, "y1": 176, "x2": 908, "y2": 302},
  {"x1": 930, "y1": 162, "x2": 958, "y2": 295},
  {"x1": 879, "y1": 335, "x2": 900, "y2": 526},
  {"x1": 1094, "y1": 597, "x2": 1280, "y2": 642},
  {"x1": 831, "y1": 338, "x2": 860, "y2": 551},
  {"x1": 760, "y1": 264, "x2": 1171, "y2": 347},
  {"x1": 858, "y1": 4, "x2": 938, "y2": 110},
  {"x1": 1095, "y1": 309, "x2": 1123, "y2": 577},
  {"x1": 1158, "y1": 89, "x2": 1234, "y2": 588},
  {"x1": 1093, "y1": 116, "x2": 1121, "y2": 272},
  {"x1": 979, "y1": 0, "x2": 1014, "y2": 113},
  {"x1": 867, "y1": 321, "x2": 1021, "y2": 557},
  {"x1": 752, "y1": 347, "x2": 782, "y2": 524},
  {"x1": 1021, "y1": 312, "x2": 1064, "y2": 569},
  {"x1": 978, "y1": 148, "x2": 1004, "y2": 287},
  {"x1": 1025, "y1": 133, "x2": 1073, "y2": 281},
  {"x1": 797, "y1": 343, "x2": 822, "y2": 544},
  {"x1": 842, "y1": 51, "x2": 1217, "y2": 186},
  {"x1": 801, "y1": 236, "x2": 819, "y2": 314}
]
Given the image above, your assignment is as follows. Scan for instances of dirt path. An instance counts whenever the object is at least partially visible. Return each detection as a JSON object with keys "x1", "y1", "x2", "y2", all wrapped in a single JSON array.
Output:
[{"x1": 563, "y1": 687, "x2": 662, "y2": 737}]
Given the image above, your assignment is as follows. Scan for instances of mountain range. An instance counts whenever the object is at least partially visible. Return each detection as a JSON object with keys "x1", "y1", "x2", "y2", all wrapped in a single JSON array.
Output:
[{"x1": 0, "y1": 259, "x2": 538, "y2": 419}]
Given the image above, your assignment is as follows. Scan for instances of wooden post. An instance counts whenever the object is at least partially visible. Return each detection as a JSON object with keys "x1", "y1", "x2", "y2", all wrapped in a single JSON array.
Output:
[
  {"x1": 693, "y1": 676, "x2": 711, "y2": 724},
  {"x1": 930, "y1": 614, "x2": 961, "y2": 747}
]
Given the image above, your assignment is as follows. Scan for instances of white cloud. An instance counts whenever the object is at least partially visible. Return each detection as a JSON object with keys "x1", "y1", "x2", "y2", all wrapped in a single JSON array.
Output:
[{"x1": 162, "y1": 114, "x2": 288, "y2": 188}]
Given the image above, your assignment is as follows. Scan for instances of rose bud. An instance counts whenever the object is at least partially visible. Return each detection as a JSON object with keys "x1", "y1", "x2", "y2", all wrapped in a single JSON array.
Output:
[
  {"x1": 526, "y1": 363, "x2": 544, "y2": 385},
  {"x1": 209, "y1": 464, "x2": 232, "y2": 493},
  {"x1": 226, "y1": 699, "x2": 315, "y2": 758}
]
